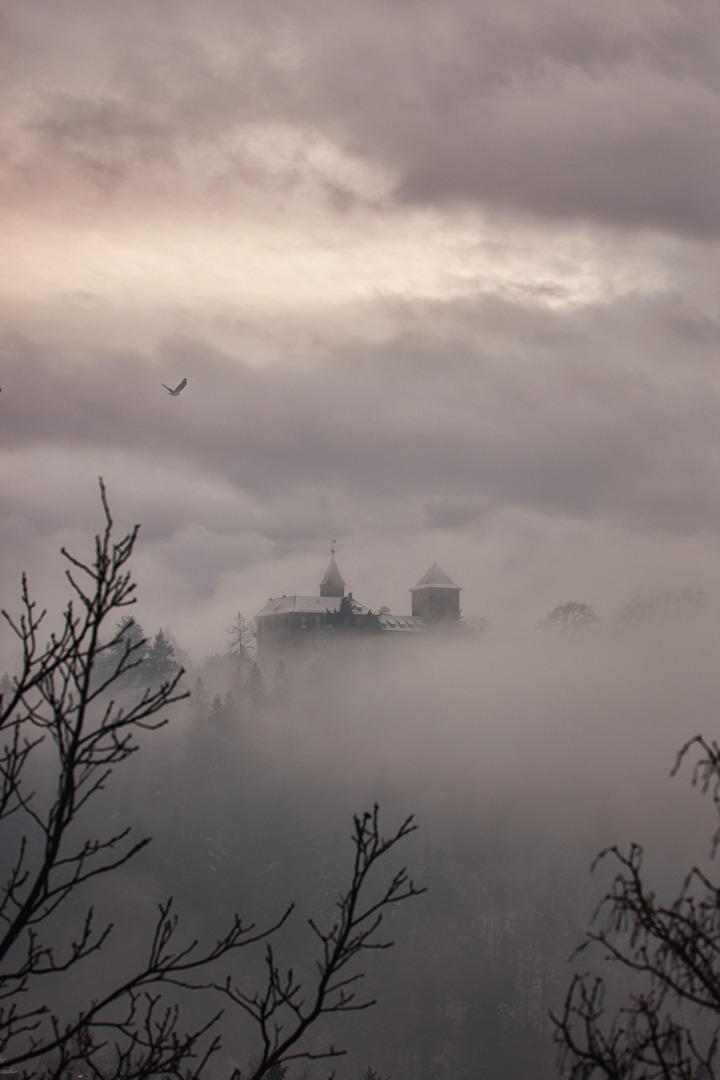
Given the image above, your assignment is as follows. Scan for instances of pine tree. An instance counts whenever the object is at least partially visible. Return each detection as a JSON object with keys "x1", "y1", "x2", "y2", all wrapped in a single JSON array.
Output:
[
  {"x1": 327, "y1": 596, "x2": 382, "y2": 633},
  {"x1": 143, "y1": 628, "x2": 178, "y2": 687},
  {"x1": 360, "y1": 1067, "x2": 389, "y2": 1080},
  {"x1": 271, "y1": 659, "x2": 289, "y2": 706},
  {"x1": 209, "y1": 692, "x2": 225, "y2": 726},
  {"x1": 244, "y1": 662, "x2": 267, "y2": 710},
  {"x1": 94, "y1": 614, "x2": 148, "y2": 691}
]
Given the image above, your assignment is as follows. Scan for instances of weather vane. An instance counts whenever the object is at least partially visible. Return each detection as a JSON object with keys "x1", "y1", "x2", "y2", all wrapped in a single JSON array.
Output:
[{"x1": 330, "y1": 538, "x2": 336, "y2": 555}]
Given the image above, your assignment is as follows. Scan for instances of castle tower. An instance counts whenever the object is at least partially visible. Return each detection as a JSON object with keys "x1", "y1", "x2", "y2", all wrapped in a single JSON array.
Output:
[
  {"x1": 320, "y1": 551, "x2": 345, "y2": 598},
  {"x1": 410, "y1": 562, "x2": 461, "y2": 624}
]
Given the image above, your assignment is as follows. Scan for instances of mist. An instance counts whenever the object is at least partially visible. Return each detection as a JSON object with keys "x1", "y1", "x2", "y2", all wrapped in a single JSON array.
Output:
[{"x1": 33, "y1": 614, "x2": 715, "y2": 1079}]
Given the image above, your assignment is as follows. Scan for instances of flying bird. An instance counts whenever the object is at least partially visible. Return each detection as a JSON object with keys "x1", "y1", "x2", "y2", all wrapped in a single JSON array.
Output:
[{"x1": 162, "y1": 377, "x2": 187, "y2": 396}]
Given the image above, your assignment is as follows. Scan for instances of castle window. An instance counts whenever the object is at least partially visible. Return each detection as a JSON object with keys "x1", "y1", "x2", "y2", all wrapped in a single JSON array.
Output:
[
  {"x1": 299, "y1": 616, "x2": 307, "y2": 629},
  {"x1": 314, "y1": 615, "x2": 323, "y2": 627}
]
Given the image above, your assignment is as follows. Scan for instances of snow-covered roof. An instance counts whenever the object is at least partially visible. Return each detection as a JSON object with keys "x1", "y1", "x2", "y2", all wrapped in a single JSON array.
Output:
[
  {"x1": 257, "y1": 595, "x2": 426, "y2": 631},
  {"x1": 378, "y1": 614, "x2": 425, "y2": 632},
  {"x1": 257, "y1": 595, "x2": 371, "y2": 617},
  {"x1": 410, "y1": 562, "x2": 461, "y2": 591},
  {"x1": 257, "y1": 594, "x2": 430, "y2": 633}
]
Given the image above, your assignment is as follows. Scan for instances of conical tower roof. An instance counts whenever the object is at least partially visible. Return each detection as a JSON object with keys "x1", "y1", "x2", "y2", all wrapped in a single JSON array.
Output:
[
  {"x1": 320, "y1": 554, "x2": 345, "y2": 597},
  {"x1": 411, "y1": 562, "x2": 461, "y2": 591}
]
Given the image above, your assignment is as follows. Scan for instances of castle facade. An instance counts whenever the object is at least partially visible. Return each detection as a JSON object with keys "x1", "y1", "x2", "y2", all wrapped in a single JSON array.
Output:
[{"x1": 255, "y1": 554, "x2": 461, "y2": 669}]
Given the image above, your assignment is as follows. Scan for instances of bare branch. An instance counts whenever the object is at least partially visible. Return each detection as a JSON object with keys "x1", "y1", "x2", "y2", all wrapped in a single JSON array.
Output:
[{"x1": 553, "y1": 735, "x2": 720, "y2": 1080}]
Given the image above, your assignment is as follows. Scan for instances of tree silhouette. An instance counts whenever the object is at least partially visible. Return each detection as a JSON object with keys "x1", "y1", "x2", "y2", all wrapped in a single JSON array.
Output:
[
  {"x1": 553, "y1": 734, "x2": 720, "y2": 1080},
  {"x1": 540, "y1": 601, "x2": 600, "y2": 633},
  {"x1": 143, "y1": 627, "x2": 179, "y2": 686},
  {"x1": 327, "y1": 597, "x2": 382, "y2": 633},
  {"x1": 226, "y1": 611, "x2": 256, "y2": 674},
  {"x1": 0, "y1": 481, "x2": 424, "y2": 1079},
  {"x1": 614, "y1": 588, "x2": 705, "y2": 629}
]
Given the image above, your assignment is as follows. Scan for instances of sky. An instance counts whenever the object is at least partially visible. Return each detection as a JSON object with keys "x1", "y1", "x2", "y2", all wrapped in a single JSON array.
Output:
[{"x1": 3, "y1": 0, "x2": 720, "y2": 660}]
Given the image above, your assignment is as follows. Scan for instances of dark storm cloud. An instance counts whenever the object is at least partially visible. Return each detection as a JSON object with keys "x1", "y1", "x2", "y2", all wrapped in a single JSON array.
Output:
[
  {"x1": 393, "y1": 73, "x2": 720, "y2": 236},
  {"x1": 4, "y1": 0, "x2": 720, "y2": 234}
]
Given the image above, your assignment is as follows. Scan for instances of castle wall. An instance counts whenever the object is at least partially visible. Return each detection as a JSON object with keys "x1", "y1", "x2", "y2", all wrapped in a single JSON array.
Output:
[{"x1": 411, "y1": 587, "x2": 460, "y2": 623}]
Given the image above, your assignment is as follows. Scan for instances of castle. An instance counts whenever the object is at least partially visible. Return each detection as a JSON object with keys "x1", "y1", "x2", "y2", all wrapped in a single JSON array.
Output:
[{"x1": 255, "y1": 552, "x2": 461, "y2": 669}]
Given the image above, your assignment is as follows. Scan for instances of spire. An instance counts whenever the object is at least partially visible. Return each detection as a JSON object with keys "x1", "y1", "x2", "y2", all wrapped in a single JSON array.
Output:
[{"x1": 320, "y1": 548, "x2": 346, "y2": 598}]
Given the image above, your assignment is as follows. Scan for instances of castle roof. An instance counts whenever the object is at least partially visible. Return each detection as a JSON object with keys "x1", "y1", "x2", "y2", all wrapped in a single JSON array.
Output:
[
  {"x1": 410, "y1": 562, "x2": 461, "y2": 591},
  {"x1": 256, "y1": 595, "x2": 427, "y2": 633},
  {"x1": 257, "y1": 595, "x2": 371, "y2": 617}
]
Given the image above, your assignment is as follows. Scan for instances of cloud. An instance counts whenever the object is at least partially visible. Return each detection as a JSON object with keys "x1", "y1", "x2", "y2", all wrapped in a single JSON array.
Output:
[
  {"x1": 4, "y1": 280, "x2": 720, "y2": 537},
  {"x1": 393, "y1": 68, "x2": 720, "y2": 236},
  {"x1": 5, "y1": 0, "x2": 720, "y2": 238},
  {"x1": 2, "y1": 0, "x2": 720, "y2": 660}
]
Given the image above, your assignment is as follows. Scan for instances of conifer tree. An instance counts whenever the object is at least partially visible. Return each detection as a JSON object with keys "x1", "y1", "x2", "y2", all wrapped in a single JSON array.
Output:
[{"x1": 144, "y1": 627, "x2": 178, "y2": 687}]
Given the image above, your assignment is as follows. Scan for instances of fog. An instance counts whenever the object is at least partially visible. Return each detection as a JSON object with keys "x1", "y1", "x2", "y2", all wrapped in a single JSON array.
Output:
[
  {"x1": 15, "y1": 614, "x2": 714, "y2": 1079},
  {"x1": 239, "y1": 633, "x2": 699, "y2": 842}
]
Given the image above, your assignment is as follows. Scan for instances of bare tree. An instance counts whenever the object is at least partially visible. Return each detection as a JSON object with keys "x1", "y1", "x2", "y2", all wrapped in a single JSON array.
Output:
[
  {"x1": 552, "y1": 734, "x2": 720, "y2": 1080},
  {"x1": 539, "y1": 602, "x2": 600, "y2": 633},
  {"x1": 226, "y1": 612, "x2": 256, "y2": 668},
  {"x1": 0, "y1": 481, "x2": 424, "y2": 1079}
]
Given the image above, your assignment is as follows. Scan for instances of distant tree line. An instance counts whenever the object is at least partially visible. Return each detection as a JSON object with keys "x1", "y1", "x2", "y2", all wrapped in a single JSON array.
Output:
[{"x1": 538, "y1": 588, "x2": 706, "y2": 634}]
